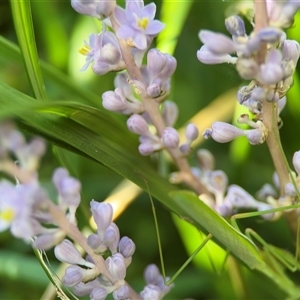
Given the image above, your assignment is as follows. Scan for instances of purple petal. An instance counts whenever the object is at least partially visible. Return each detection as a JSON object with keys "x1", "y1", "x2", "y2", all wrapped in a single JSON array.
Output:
[
  {"x1": 145, "y1": 20, "x2": 165, "y2": 35},
  {"x1": 142, "y1": 3, "x2": 156, "y2": 19},
  {"x1": 114, "y1": 6, "x2": 128, "y2": 25}
]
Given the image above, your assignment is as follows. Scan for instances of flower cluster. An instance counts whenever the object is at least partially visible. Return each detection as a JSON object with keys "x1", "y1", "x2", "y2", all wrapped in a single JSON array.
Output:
[
  {"x1": 0, "y1": 122, "x2": 173, "y2": 299},
  {"x1": 198, "y1": 6, "x2": 300, "y2": 145},
  {"x1": 55, "y1": 201, "x2": 135, "y2": 299},
  {"x1": 171, "y1": 147, "x2": 300, "y2": 221}
]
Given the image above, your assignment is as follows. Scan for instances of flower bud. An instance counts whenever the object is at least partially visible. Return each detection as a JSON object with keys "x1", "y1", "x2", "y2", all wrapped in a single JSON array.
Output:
[
  {"x1": 236, "y1": 58, "x2": 259, "y2": 80},
  {"x1": 245, "y1": 128, "x2": 265, "y2": 145},
  {"x1": 147, "y1": 78, "x2": 163, "y2": 98},
  {"x1": 199, "y1": 30, "x2": 236, "y2": 54},
  {"x1": 285, "y1": 183, "x2": 296, "y2": 196},
  {"x1": 119, "y1": 236, "x2": 136, "y2": 258},
  {"x1": 293, "y1": 151, "x2": 300, "y2": 175},
  {"x1": 103, "y1": 222, "x2": 120, "y2": 254},
  {"x1": 127, "y1": 114, "x2": 150, "y2": 135},
  {"x1": 185, "y1": 123, "x2": 199, "y2": 142},
  {"x1": 225, "y1": 15, "x2": 246, "y2": 37},
  {"x1": 54, "y1": 239, "x2": 87, "y2": 266},
  {"x1": 140, "y1": 285, "x2": 161, "y2": 300},
  {"x1": 197, "y1": 45, "x2": 237, "y2": 65},
  {"x1": 33, "y1": 230, "x2": 65, "y2": 250},
  {"x1": 62, "y1": 265, "x2": 85, "y2": 287},
  {"x1": 87, "y1": 233, "x2": 103, "y2": 250},
  {"x1": 207, "y1": 170, "x2": 228, "y2": 195},
  {"x1": 257, "y1": 27, "x2": 284, "y2": 43},
  {"x1": 52, "y1": 168, "x2": 69, "y2": 191},
  {"x1": 144, "y1": 264, "x2": 160, "y2": 284},
  {"x1": 106, "y1": 253, "x2": 126, "y2": 281},
  {"x1": 251, "y1": 87, "x2": 266, "y2": 101},
  {"x1": 179, "y1": 143, "x2": 190, "y2": 155},
  {"x1": 73, "y1": 280, "x2": 101, "y2": 297},
  {"x1": 113, "y1": 285, "x2": 130, "y2": 300},
  {"x1": 162, "y1": 127, "x2": 180, "y2": 149},
  {"x1": 90, "y1": 287, "x2": 108, "y2": 300},
  {"x1": 90, "y1": 201, "x2": 113, "y2": 234},
  {"x1": 102, "y1": 89, "x2": 128, "y2": 112},
  {"x1": 282, "y1": 40, "x2": 300, "y2": 65},
  {"x1": 197, "y1": 149, "x2": 215, "y2": 171},
  {"x1": 161, "y1": 101, "x2": 178, "y2": 127},
  {"x1": 225, "y1": 185, "x2": 259, "y2": 209},
  {"x1": 258, "y1": 63, "x2": 283, "y2": 85},
  {"x1": 204, "y1": 122, "x2": 244, "y2": 143},
  {"x1": 71, "y1": 0, "x2": 116, "y2": 19},
  {"x1": 138, "y1": 143, "x2": 155, "y2": 156}
]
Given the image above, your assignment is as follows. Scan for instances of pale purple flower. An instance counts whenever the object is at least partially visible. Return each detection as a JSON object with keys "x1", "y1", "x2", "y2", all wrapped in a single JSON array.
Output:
[
  {"x1": 199, "y1": 30, "x2": 236, "y2": 55},
  {"x1": 79, "y1": 31, "x2": 125, "y2": 75},
  {"x1": 114, "y1": 0, "x2": 165, "y2": 50},
  {"x1": 106, "y1": 253, "x2": 126, "y2": 280},
  {"x1": 197, "y1": 45, "x2": 237, "y2": 65},
  {"x1": 71, "y1": 0, "x2": 116, "y2": 19},
  {"x1": 162, "y1": 127, "x2": 180, "y2": 149}
]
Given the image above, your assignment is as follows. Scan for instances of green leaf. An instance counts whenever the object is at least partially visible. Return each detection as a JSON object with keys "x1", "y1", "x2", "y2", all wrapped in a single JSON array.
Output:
[
  {"x1": 10, "y1": 0, "x2": 47, "y2": 100},
  {"x1": 169, "y1": 190, "x2": 264, "y2": 269},
  {"x1": 0, "y1": 35, "x2": 100, "y2": 106}
]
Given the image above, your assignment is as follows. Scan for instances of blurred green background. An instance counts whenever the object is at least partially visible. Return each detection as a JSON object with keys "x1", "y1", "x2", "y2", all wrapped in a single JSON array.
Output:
[{"x1": 1, "y1": 0, "x2": 300, "y2": 299}]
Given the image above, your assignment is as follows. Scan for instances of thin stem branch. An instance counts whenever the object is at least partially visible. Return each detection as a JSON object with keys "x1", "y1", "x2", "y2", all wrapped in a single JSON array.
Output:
[
  {"x1": 110, "y1": 14, "x2": 209, "y2": 195},
  {"x1": 254, "y1": 0, "x2": 290, "y2": 194}
]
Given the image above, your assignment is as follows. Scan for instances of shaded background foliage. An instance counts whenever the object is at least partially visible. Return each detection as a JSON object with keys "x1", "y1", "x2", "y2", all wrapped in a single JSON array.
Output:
[{"x1": 1, "y1": 0, "x2": 300, "y2": 299}]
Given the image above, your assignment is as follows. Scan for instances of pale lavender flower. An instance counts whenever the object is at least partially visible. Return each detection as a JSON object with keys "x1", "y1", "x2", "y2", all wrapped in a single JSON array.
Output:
[
  {"x1": 73, "y1": 280, "x2": 103, "y2": 297},
  {"x1": 162, "y1": 127, "x2": 180, "y2": 149},
  {"x1": 114, "y1": 0, "x2": 165, "y2": 50},
  {"x1": 55, "y1": 239, "x2": 95, "y2": 267},
  {"x1": 197, "y1": 45, "x2": 237, "y2": 65},
  {"x1": 293, "y1": 150, "x2": 300, "y2": 175},
  {"x1": 113, "y1": 285, "x2": 130, "y2": 300},
  {"x1": 119, "y1": 236, "x2": 136, "y2": 258},
  {"x1": 127, "y1": 114, "x2": 150, "y2": 135},
  {"x1": 203, "y1": 122, "x2": 244, "y2": 143},
  {"x1": 71, "y1": 0, "x2": 116, "y2": 19},
  {"x1": 225, "y1": 15, "x2": 246, "y2": 37},
  {"x1": 90, "y1": 287, "x2": 108, "y2": 300},
  {"x1": 161, "y1": 101, "x2": 178, "y2": 127},
  {"x1": 103, "y1": 222, "x2": 120, "y2": 254},
  {"x1": 90, "y1": 201, "x2": 113, "y2": 236},
  {"x1": 199, "y1": 30, "x2": 236, "y2": 55},
  {"x1": 79, "y1": 31, "x2": 125, "y2": 75},
  {"x1": 106, "y1": 253, "x2": 126, "y2": 281},
  {"x1": 62, "y1": 265, "x2": 86, "y2": 287},
  {"x1": 145, "y1": 49, "x2": 177, "y2": 97},
  {"x1": 102, "y1": 87, "x2": 144, "y2": 114}
]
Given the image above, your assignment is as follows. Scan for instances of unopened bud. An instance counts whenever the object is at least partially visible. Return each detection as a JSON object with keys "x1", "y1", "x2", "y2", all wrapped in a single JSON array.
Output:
[
  {"x1": 185, "y1": 123, "x2": 199, "y2": 142},
  {"x1": 225, "y1": 15, "x2": 246, "y2": 37},
  {"x1": 293, "y1": 151, "x2": 300, "y2": 175},
  {"x1": 106, "y1": 253, "x2": 126, "y2": 281},
  {"x1": 90, "y1": 201, "x2": 113, "y2": 233},
  {"x1": 102, "y1": 88, "x2": 128, "y2": 112},
  {"x1": 162, "y1": 127, "x2": 180, "y2": 149},
  {"x1": 204, "y1": 122, "x2": 244, "y2": 143},
  {"x1": 127, "y1": 114, "x2": 150, "y2": 135},
  {"x1": 197, "y1": 45, "x2": 237, "y2": 65},
  {"x1": 199, "y1": 30, "x2": 236, "y2": 55}
]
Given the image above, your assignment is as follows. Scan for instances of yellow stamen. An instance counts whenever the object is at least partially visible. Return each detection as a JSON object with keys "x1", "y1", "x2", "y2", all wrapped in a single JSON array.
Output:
[
  {"x1": 78, "y1": 45, "x2": 91, "y2": 56},
  {"x1": 0, "y1": 208, "x2": 15, "y2": 222},
  {"x1": 137, "y1": 17, "x2": 149, "y2": 30}
]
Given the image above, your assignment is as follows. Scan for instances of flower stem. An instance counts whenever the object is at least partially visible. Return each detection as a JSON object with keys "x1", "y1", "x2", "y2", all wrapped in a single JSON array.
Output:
[
  {"x1": 254, "y1": 0, "x2": 290, "y2": 194},
  {"x1": 110, "y1": 14, "x2": 209, "y2": 195}
]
